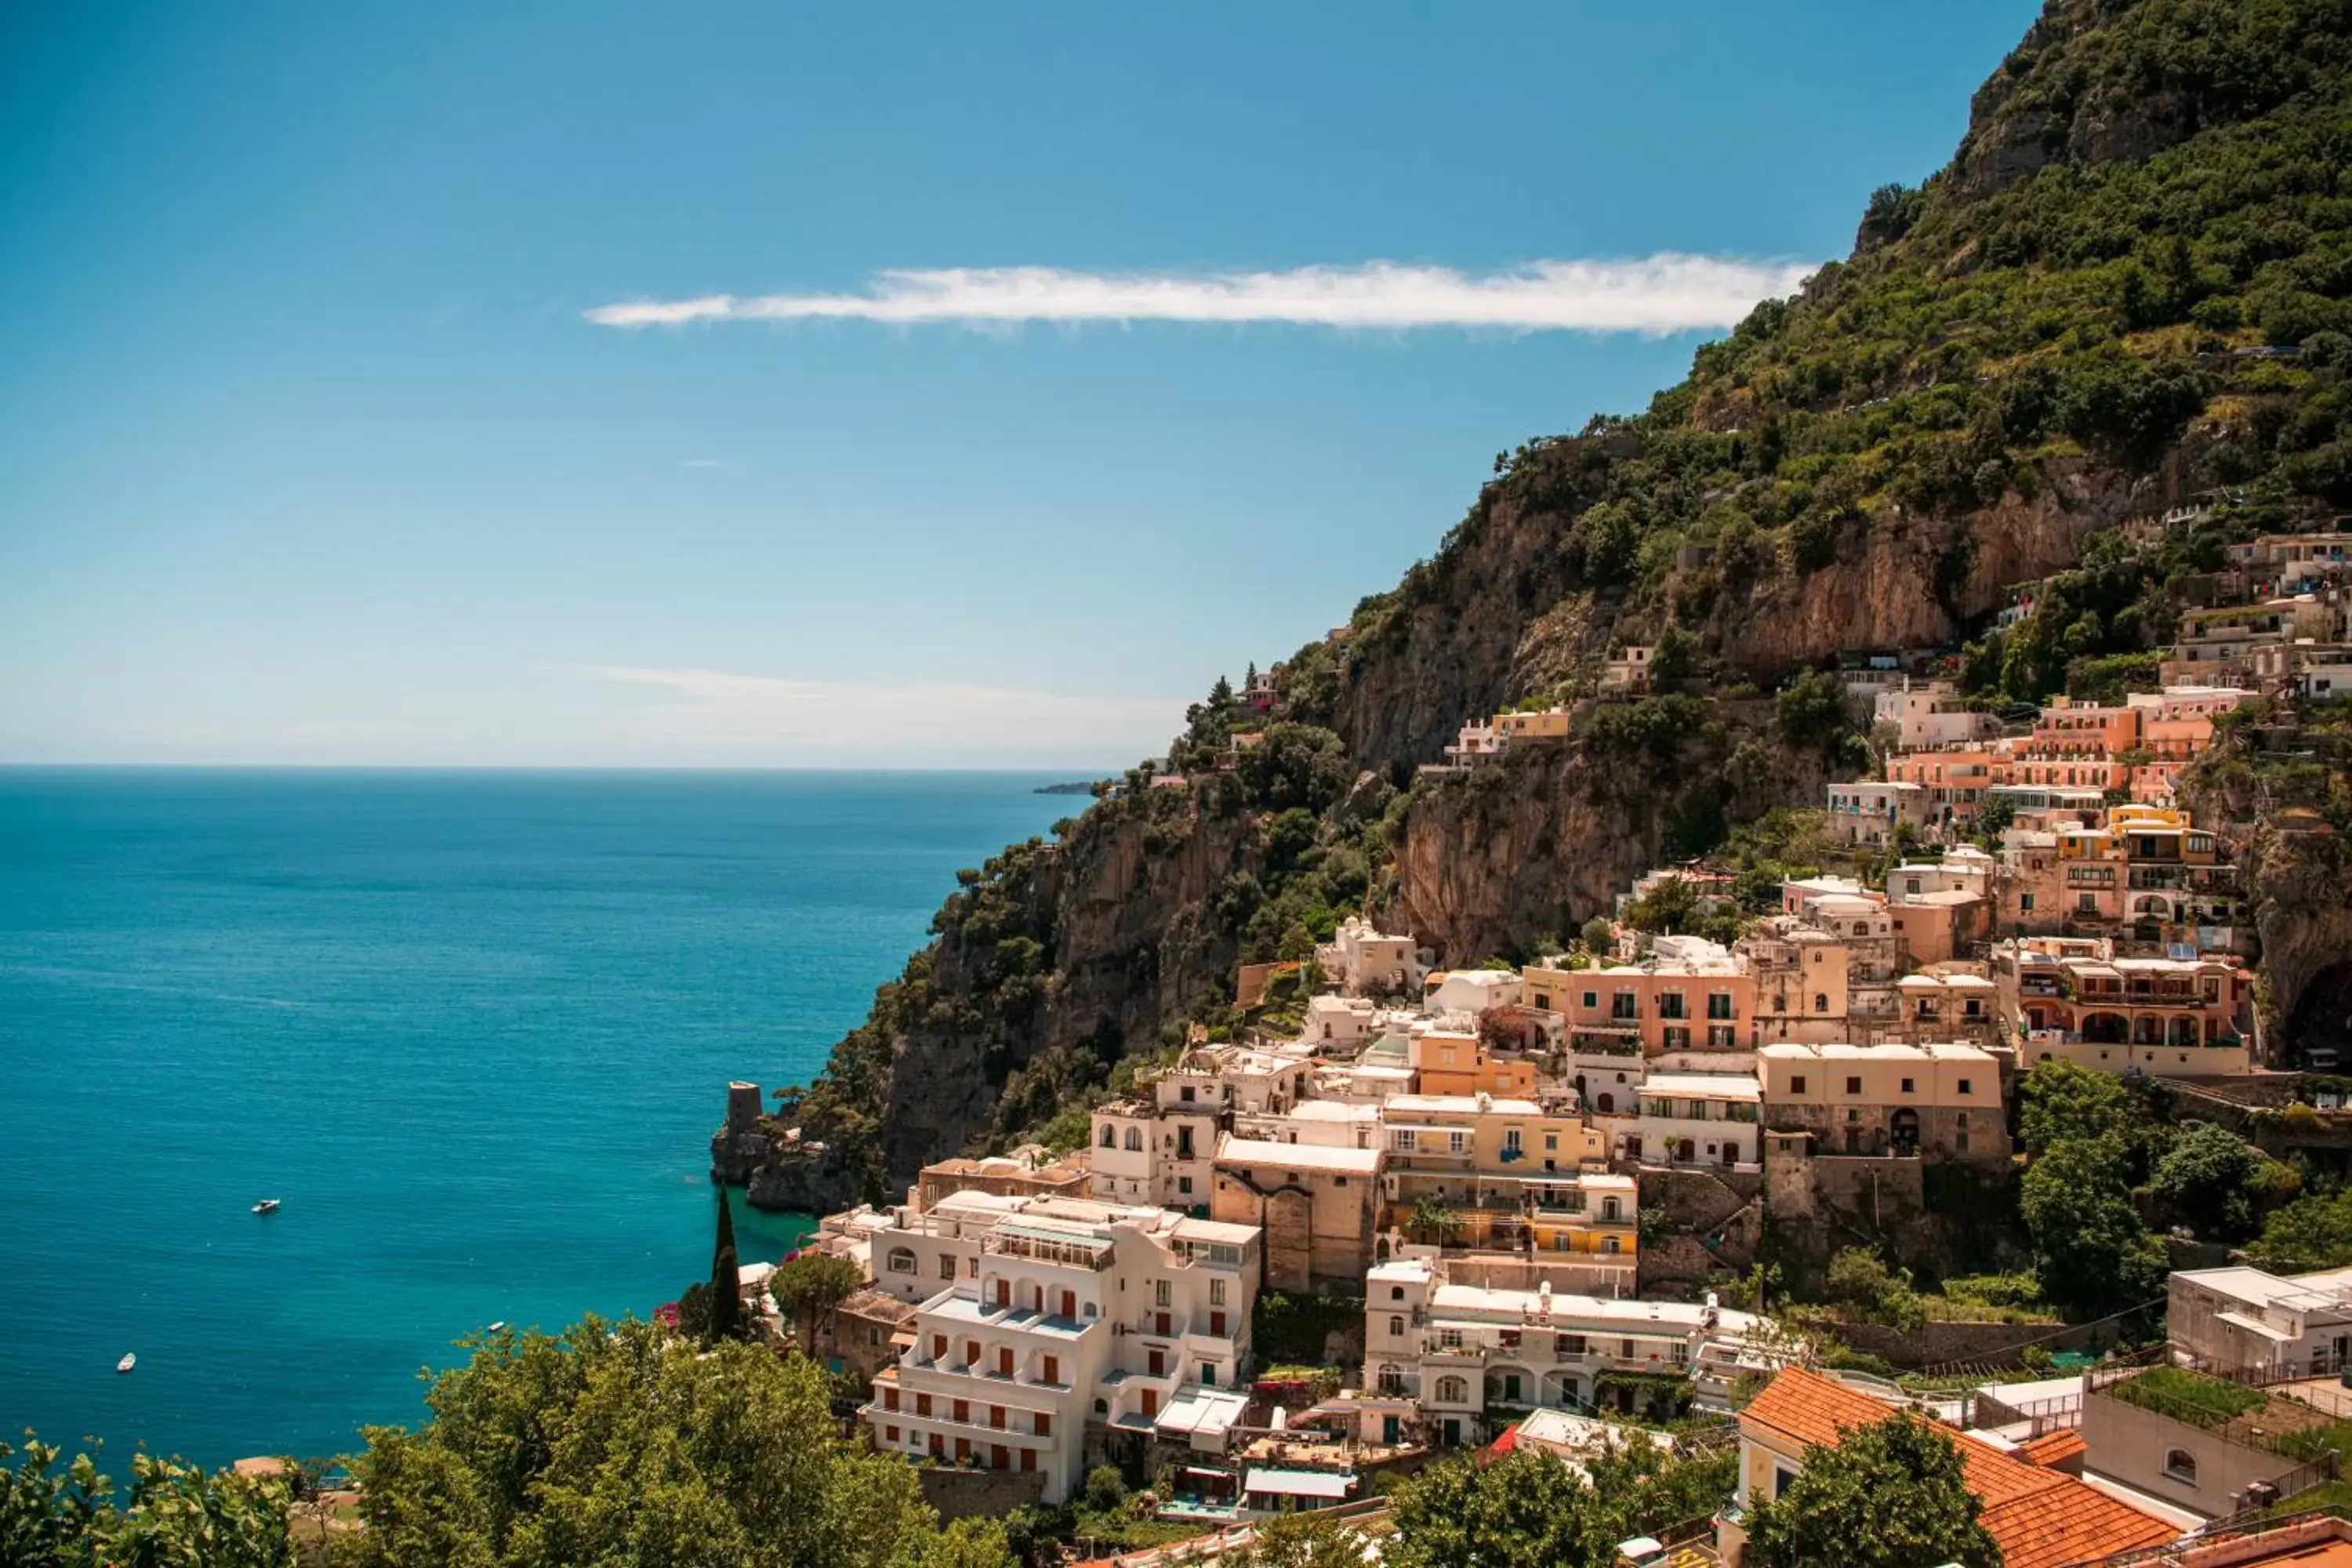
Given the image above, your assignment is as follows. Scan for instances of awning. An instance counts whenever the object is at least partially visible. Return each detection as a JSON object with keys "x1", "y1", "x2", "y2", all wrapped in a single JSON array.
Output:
[
  {"x1": 2216, "y1": 1310, "x2": 2296, "y2": 1343},
  {"x1": 1243, "y1": 1468, "x2": 1353, "y2": 1499}
]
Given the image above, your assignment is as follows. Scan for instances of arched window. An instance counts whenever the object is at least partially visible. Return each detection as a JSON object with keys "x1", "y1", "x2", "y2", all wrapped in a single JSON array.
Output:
[
  {"x1": 1813, "y1": 994, "x2": 1829, "y2": 1013},
  {"x1": 1434, "y1": 1375, "x2": 1468, "y2": 1403},
  {"x1": 2165, "y1": 1449, "x2": 2198, "y2": 1484},
  {"x1": 885, "y1": 1247, "x2": 916, "y2": 1275},
  {"x1": 1391, "y1": 1286, "x2": 1406, "y2": 1301},
  {"x1": 1596, "y1": 1092, "x2": 1614, "y2": 1113},
  {"x1": 1099, "y1": 1123, "x2": 1117, "y2": 1149},
  {"x1": 1123, "y1": 1127, "x2": 1143, "y2": 1152},
  {"x1": 1389, "y1": 1316, "x2": 1405, "y2": 1337}
]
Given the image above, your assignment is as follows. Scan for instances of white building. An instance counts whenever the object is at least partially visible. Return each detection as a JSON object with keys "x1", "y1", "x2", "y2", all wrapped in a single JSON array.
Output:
[
  {"x1": 1825, "y1": 781, "x2": 1930, "y2": 847},
  {"x1": 1323, "y1": 917, "x2": 1423, "y2": 998},
  {"x1": 1875, "y1": 681, "x2": 1995, "y2": 750},
  {"x1": 1232, "y1": 1097, "x2": 1383, "y2": 1149},
  {"x1": 1361, "y1": 1257, "x2": 1765, "y2": 1444},
  {"x1": 1302, "y1": 993, "x2": 1380, "y2": 1050},
  {"x1": 1426, "y1": 968, "x2": 1524, "y2": 1016},
  {"x1": 2169, "y1": 1265, "x2": 2352, "y2": 1380},
  {"x1": 1628, "y1": 1073, "x2": 1761, "y2": 1170},
  {"x1": 863, "y1": 1196, "x2": 1262, "y2": 1504}
]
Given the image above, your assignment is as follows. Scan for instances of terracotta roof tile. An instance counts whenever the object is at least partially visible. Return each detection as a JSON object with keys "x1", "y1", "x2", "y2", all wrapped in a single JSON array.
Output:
[
  {"x1": 2018, "y1": 1428, "x2": 2088, "y2": 1468},
  {"x1": 1739, "y1": 1370, "x2": 2176, "y2": 1568}
]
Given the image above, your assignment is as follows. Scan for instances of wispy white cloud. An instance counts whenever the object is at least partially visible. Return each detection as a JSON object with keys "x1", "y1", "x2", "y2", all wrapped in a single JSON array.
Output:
[
  {"x1": 583, "y1": 256, "x2": 1817, "y2": 336},
  {"x1": 680, "y1": 458, "x2": 721, "y2": 468},
  {"x1": 586, "y1": 666, "x2": 1186, "y2": 764}
]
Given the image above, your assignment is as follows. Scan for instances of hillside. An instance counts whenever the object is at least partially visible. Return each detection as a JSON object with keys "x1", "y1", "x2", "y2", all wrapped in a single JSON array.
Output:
[{"x1": 740, "y1": 0, "x2": 2352, "y2": 1208}]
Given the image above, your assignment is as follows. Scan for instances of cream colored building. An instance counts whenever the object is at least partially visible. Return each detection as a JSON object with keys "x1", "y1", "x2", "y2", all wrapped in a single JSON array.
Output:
[
  {"x1": 1755, "y1": 1042, "x2": 2005, "y2": 1167},
  {"x1": 1361, "y1": 1257, "x2": 1765, "y2": 1445},
  {"x1": 1212, "y1": 1134, "x2": 1383, "y2": 1294},
  {"x1": 863, "y1": 1196, "x2": 1261, "y2": 1504}
]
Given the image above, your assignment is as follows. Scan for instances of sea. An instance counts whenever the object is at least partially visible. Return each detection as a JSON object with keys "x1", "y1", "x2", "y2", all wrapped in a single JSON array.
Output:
[{"x1": 0, "y1": 768, "x2": 1078, "y2": 1472}]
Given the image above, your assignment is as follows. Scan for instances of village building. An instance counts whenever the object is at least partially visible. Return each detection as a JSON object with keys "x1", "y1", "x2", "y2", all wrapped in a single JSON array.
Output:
[
  {"x1": 1719, "y1": 1368, "x2": 2178, "y2": 1568},
  {"x1": 1993, "y1": 936, "x2": 2255, "y2": 1076},
  {"x1": 1210, "y1": 1134, "x2": 1382, "y2": 1294},
  {"x1": 1755, "y1": 1042, "x2": 2005, "y2": 1166},
  {"x1": 1824, "y1": 779, "x2": 1931, "y2": 846},
  {"x1": 1623, "y1": 1072, "x2": 1761, "y2": 1170},
  {"x1": 862, "y1": 1196, "x2": 1261, "y2": 1505},
  {"x1": 1362, "y1": 1258, "x2": 1765, "y2": 1446},
  {"x1": 1874, "y1": 679, "x2": 1997, "y2": 750},
  {"x1": 1321, "y1": 917, "x2": 1423, "y2": 998},
  {"x1": 2168, "y1": 1264, "x2": 2352, "y2": 1380}
]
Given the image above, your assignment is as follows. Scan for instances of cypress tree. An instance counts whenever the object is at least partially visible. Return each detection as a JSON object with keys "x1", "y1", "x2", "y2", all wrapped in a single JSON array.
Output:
[{"x1": 708, "y1": 1186, "x2": 742, "y2": 1342}]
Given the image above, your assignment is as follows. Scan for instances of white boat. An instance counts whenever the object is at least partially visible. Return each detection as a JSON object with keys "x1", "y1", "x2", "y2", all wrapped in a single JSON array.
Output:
[
  {"x1": 116, "y1": 1353, "x2": 136, "y2": 1374},
  {"x1": 485, "y1": 1321, "x2": 506, "y2": 1334},
  {"x1": 252, "y1": 1199, "x2": 281, "y2": 1214}
]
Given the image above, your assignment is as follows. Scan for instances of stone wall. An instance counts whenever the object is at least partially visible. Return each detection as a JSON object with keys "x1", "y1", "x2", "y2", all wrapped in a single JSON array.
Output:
[
  {"x1": 1835, "y1": 1317, "x2": 2102, "y2": 1370},
  {"x1": 917, "y1": 1465, "x2": 1048, "y2": 1521}
]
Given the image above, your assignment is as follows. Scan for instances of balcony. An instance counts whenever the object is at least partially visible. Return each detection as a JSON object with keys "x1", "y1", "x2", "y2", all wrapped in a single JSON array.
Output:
[{"x1": 982, "y1": 1227, "x2": 1113, "y2": 1271}]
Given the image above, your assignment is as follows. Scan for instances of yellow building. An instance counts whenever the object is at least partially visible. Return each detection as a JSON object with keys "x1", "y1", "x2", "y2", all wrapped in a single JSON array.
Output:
[
  {"x1": 1409, "y1": 1030, "x2": 1538, "y2": 1098},
  {"x1": 1379, "y1": 1094, "x2": 1625, "y2": 1277}
]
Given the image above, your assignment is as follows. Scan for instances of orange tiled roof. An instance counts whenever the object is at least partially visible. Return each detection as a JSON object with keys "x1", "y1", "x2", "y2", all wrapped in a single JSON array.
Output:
[
  {"x1": 2019, "y1": 1428, "x2": 2088, "y2": 1469},
  {"x1": 1740, "y1": 1369, "x2": 2177, "y2": 1568}
]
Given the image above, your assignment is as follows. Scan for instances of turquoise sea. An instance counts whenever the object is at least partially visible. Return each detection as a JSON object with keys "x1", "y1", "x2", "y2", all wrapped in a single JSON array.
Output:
[{"x1": 0, "y1": 768, "x2": 1076, "y2": 1470}]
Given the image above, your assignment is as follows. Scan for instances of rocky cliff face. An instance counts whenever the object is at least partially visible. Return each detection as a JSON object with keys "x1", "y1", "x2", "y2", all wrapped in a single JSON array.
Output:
[
  {"x1": 1385, "y1": 711, "x2": 1829, "y2": 963},
  {"x1": 2239, "y1": 827, "x2": 2352, "y2": 1058},
  {"x1": 731, "y1": 0, "x2": 2352, "y2": 1202}
]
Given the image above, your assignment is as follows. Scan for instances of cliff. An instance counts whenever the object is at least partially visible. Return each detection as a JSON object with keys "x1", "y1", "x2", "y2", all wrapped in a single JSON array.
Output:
[{"x1": 730, "y1": 0, "x2": 2352, "y2": 1205}]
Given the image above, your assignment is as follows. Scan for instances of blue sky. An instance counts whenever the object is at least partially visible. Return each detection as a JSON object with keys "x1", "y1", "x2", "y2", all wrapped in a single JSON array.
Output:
[{"x1": 0, "y1": 1, "x2": 2042, "y2": 768}]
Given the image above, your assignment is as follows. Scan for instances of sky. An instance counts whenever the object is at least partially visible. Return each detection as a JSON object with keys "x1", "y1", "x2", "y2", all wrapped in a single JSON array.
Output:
[{"x1": 0, "y1": 0, "x2": 2044, "y2": 769}]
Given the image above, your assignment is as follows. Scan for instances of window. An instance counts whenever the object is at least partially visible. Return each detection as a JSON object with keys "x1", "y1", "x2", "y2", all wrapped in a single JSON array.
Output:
[
  {"x1": 1040, "y1": 1354, "x2": 1060, "y2": 1385},
  {"x1": 1544, "y1": 1131, "x2": 1558, "y2": 1150},
  {"x1": 1201, "y1": 1362, "x2": 1219, "y2": 1385},
  {"x1": 1900, "y1": 1077, "x2": 1915, "y2": 1094},
  {"x1": 1604, "y1": 1236, "x2": 1621, "y2": 1254},
  {"x1": 1448, "y1": 1131, "x2": 1468, "y2": 1155},
  {"x1": 1663, "y1": 1026, "x2": 1690, "y2": 1051},
  {"x1": 1658, "y1": 993, "x2": 1686, "y2": 1020},
  {"x1": 886, "y1": 1247, "x2": 916, "y2": 1274},
  {"x1": 1708, "y1": 1025, "x2": 1736, "y2": 1048},
  {"x1": 1392, "y1": 1130, "x2": 1417, "y2": 1152},
  {"x1": 1389, "y1": 1316, "x2": 1405, "y2": 1337},
  {"x1": 1177, "y1": 1176, "x2": 1193, "y2": 1195},
  {"x1": 1611, "y1": 992, "x2": 1639, "y2": 1021},
  {"x1": 1773, "y1": 1466, "x2": 1797, "y2": 1499},
  {"x1": 1814, "y1": 994, "x2": 1830, "y2": 1013},
  {"x1": 2165, "y1": 1450, "x2": 2198, "y2": 1484},
  {"x1": 1123, "y1": 1127, "x2": 1142, "y2": 1152},
  {"x1": 1034, "y1": 1412, "x2": 1052, "y2": 1437},
  {"x1": 1708, "y1": 993, "x2": 1734, "y2": 1021},
  {"x1": 1155, "y1": 1279, "x2": 1172, "y2": 1308},
  {"x1": 1391, "y1": 1286, "x2": 1405, "y2": 1301},
  {"x1": 1434, "y1": 1375, "x2": 1468, "y2": 1403},
  {"x1": 1098, "y1": 1123, "x2": 1116, "y2": 1148},
  {"x1": 1504, "y1": 1128, "x2": 1523, "y2": 1153},
  {"x1": 1957, "y1": 1078, "x2": 1973, "y2": 1095},
  {"x1": 1581, "y1": 991, "x2": 1599, "y2": 1011},
  {"x1": 1556, "y1": 1333, "x2": 1586, "y2": 1358},
  {"x1": 1790, "y1": 1076, "x2": 1806, "y2": 1094},
  {"x1": 1210, "y1": 1277, "x2": 1227, "y2": 1307},
  {"x1": 2020, "y1": 893, "x2": 2036, "y2": 912},
  {"x1": 940, "y1": 1254, "x2": 957, "y2": 1279},
  {"x1": 1845, "y1": 1077, "x2": 1860, "y2": 1094}
]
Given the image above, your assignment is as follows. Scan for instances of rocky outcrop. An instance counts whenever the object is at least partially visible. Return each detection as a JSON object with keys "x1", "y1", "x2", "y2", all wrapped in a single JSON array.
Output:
[
  {"x1": 1385, "y1": 720, "x2": 1828, "y2": 963},
  {"x1": 2239, "y1": 827, "x2": 2352, "y2": 1059}
]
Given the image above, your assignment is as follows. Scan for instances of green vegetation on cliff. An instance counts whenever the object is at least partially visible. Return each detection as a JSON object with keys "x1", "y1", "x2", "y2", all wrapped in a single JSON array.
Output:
[{"x1": 767, "y1": 0, "x2": 2352, "y2": 1200}]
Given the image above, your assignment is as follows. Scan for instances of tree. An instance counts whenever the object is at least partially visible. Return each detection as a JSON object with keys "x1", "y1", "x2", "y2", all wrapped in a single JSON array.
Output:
[
  {"x1": 1230, "y1": 1511, "x2": 1367, "y2": 1568},
  {"x1": 336, "y1": 1319, "x2": 996, "y2": 1568},
  {"x1": 1385, "y1": 1451, "x2": 1616, "y2": 1568},
  {"x1": 1406, "y1": 1194, "x2": 1462, "y2": 1247},
  {"x1": 1971, "y1": 795, "x2": 2017, "y2": 850},
  {"x1": 2247, "y1": 1189, "x2": 2352, "y2": 1273},
  {"x1": 770, "y1": 1250, "x2": 865, "y2": 1356},
  {"x1": 2020, "y1": 1134, "x2": 2165, "y2": 1319},
  {"x1": 1775, "y1": 670, "x2": 1857, "y2": 757},
  {"x1": 1824, "y1": 1247, "x2": 1926, "y2": 1331},
  {"x1": 1744, "y1": 1414, "x2": 2000, "y2": 1568},
  {"x1": 1, "y1": 1439, "x2": 296, "y2": 1568},
  {"x1": 1385, "y1": 1443, "x2": 1734, "y2": 1568},
  {"x1": 2016, "y1": 1058, "x2": 2132, "y2": 1154},
  {"x1": 2148, "y1": 1122, "x2": 2273, "y2": 1240},
  {"x1": 1580, "y1": 916, "x2": 1614, "y2": 956},
  {"x1": 708, "y1": 1187, "x2": 745, "y2": 1344}
]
